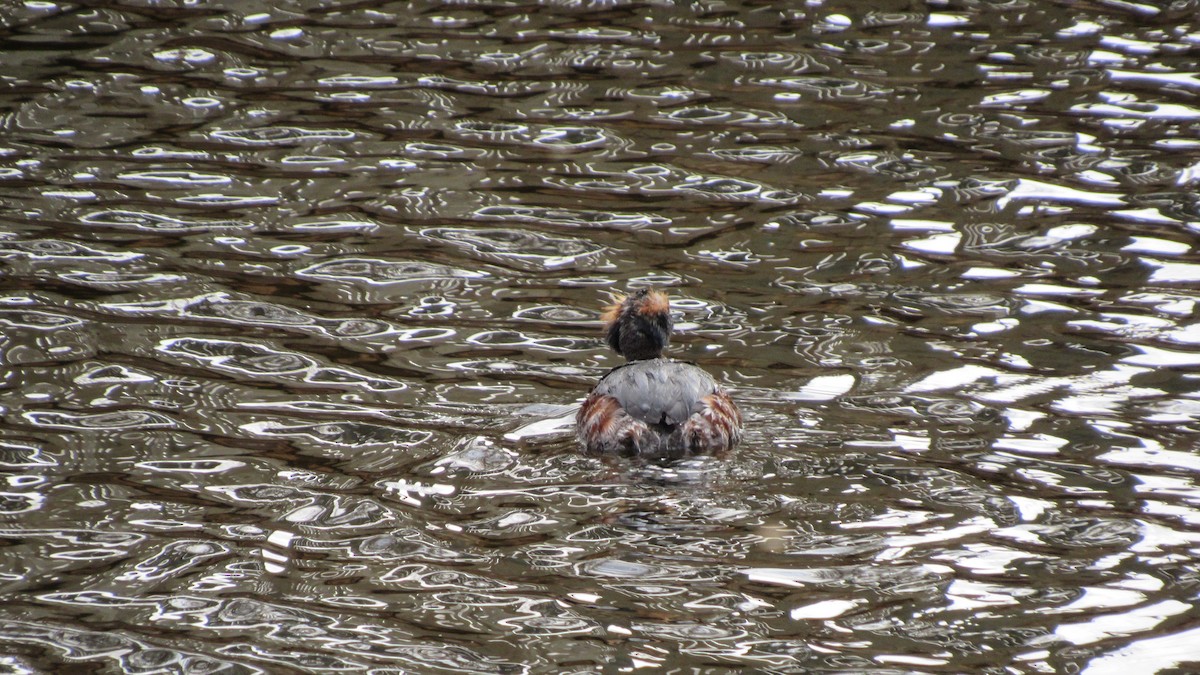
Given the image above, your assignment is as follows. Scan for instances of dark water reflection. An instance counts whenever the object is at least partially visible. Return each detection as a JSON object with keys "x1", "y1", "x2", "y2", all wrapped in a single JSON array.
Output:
[{"x1": 3, "y1": 1, "x2": 1200, "y2": 672}]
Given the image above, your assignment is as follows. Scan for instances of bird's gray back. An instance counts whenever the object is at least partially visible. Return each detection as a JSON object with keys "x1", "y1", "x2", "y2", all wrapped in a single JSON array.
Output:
[{"x1": 592, "y1": 358, "x2": 719, "y2": 428}]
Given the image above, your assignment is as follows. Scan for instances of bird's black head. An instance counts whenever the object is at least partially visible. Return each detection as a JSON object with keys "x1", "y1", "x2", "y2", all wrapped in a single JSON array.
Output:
[{"x1": 602, "y1": 289, "x2": 672, "y2": 361}]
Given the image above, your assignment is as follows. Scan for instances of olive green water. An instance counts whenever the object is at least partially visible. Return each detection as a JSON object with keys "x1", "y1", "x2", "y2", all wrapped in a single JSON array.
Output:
[{"x1": 1, "y1": 1, "x2": 1199, "y2": 673}]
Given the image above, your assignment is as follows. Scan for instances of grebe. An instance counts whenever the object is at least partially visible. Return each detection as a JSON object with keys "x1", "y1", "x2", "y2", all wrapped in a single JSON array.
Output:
[{"x1": 576, "y1": 289, "x2": 742, "y2": 460}]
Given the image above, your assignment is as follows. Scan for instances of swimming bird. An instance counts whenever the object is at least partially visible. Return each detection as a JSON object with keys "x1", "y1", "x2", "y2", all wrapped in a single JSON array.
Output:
[{"x1": 576, "y1": 289, "x2": 742, "y2": 460}]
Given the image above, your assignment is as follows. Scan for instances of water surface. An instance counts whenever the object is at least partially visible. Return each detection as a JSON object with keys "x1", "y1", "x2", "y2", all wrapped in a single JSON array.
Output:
[{"x1": 2, "y1": 1, "x2": 1200, "y2": 673}]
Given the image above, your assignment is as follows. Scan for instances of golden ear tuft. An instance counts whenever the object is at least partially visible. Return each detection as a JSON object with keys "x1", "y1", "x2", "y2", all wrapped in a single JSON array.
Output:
[
  {"x1": 635, "y1": 289, "x2": 670, "y2": 317},
  {"x1": 600, "y1": 294, "x2": 626, "y2": 326}
]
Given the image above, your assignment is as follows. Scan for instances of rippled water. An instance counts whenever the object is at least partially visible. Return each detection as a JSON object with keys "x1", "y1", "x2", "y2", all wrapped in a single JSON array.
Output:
[{"x1": 2, "y1": 1, "x2": 1200, "y2": 673}]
